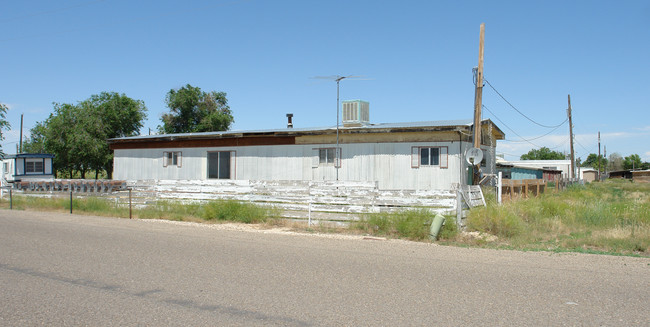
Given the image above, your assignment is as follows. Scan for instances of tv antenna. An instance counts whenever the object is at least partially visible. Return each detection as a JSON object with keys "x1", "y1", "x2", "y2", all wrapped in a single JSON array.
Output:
[{"x1": 311, "y1": 75, "x2": 367, "y2": 180}]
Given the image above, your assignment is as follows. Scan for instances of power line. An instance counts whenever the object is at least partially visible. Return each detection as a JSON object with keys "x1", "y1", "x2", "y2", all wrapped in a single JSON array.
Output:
[
  {"x1": 575, "y1": 138, "x2": 597, "y2": 155},
  {"x1": 484, "y1": 78, "x2": 566, "y2": 129},
  {"x1": 547, "y1": 137, "x2": 570, "y2": 150},
  {"x1": 500, "y1": 116, "x2": 567, "y2": 142},
  {"x1": 484, "y1": 104, "x2": 572, "y2": 152},
  {"x1": 482, "y1": 104, "x2": 541, "y2": 148}
]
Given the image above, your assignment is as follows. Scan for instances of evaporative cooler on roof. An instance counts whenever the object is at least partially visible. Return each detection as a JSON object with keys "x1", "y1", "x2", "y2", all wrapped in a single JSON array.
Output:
[{"x1": 342, "y1": 100, "x2": 369, "y2": 127}]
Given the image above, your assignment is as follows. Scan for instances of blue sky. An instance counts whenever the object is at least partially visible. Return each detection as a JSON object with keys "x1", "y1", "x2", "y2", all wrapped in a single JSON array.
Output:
[{"x1": 1, "y1": 0, "x2": 649, "y2": 162}]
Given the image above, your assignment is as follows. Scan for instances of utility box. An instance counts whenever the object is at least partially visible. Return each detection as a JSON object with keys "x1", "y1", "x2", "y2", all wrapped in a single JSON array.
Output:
[{"x1": 342, "y1": 100, "x2": 369, "y2": 127}]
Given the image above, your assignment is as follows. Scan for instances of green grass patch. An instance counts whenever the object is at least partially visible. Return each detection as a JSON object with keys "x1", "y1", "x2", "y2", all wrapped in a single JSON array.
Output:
[
  {"x1": 0, "y1": 195, "x2": 275, "y2": 224},
  {"x1": 465, "y1": 180, "x2": 650, "y2": 256},
  {"x1": 3, "y1": 179, "x2": 648, "y2": 257},
  {"x1": 199, "y1": 200, "x2": 270, "y2": 223},
  {"x1": 353, "y1": 209, "x2": 457, "y2": 241}
]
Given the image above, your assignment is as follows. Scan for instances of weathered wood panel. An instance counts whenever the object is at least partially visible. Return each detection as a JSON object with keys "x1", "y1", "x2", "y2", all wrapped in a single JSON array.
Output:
[
  {"x1": 125, "y1": 179, "x2": 456, "y2": 223},
  {"x1": 8, "y1": 179, "x2": 457, "y2": 224}
]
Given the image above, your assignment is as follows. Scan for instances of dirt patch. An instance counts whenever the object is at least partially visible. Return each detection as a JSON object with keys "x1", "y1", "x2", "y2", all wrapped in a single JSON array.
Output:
[{"x1": 458, "y1": 231, "x2": 498, "y2": 242}]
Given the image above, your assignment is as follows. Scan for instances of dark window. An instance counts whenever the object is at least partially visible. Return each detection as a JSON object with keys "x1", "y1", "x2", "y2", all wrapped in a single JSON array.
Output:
[
  {"x1": 25, "y1": 160, "x2": 44, "y2": 173},
  {"x1": 420, "y1": 147, "x2": 440, "y2": 166},
  {"x1": 318, "y1": 148, "x2": 336, "y2": 165},
  {"x1": 412, "y1": 146, "x2": 448, "y2": 169},
  {"x1": 208, "y1": 151, "x2": 231, "y2": 179},
  {"x1": 164, "y1": 152, "x2": 181, "y2": 167}
]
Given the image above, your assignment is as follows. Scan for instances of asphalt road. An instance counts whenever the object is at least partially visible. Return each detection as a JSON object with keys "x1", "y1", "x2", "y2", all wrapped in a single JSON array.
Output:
[{"x1": 0, "y1": 210, "x2": 648, "y2": 326}]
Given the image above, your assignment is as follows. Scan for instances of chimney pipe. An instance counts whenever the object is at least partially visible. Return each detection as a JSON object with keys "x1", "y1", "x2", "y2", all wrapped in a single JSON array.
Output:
[{"x1": 286, "y1": 113, "x2": 293, "y2": 128}]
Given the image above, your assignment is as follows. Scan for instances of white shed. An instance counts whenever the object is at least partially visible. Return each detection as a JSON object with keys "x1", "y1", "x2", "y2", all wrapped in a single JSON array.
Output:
[{"x1": 109, "y1": 119, "x2": 504, "y2": 190}]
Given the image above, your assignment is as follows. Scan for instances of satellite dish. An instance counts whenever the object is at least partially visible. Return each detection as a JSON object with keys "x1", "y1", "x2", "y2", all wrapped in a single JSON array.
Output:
[{"x1": 466, "y1": 147, "x2": 483, "y2": 165}]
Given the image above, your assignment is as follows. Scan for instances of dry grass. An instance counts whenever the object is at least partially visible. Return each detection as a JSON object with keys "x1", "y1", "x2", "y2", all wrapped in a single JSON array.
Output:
[
  {"x1": 466, "y1": 180, "x2": 650, "y2": 256},
  {"x1": 3, "y1": 179, "x2": 647, "y2": 256}
]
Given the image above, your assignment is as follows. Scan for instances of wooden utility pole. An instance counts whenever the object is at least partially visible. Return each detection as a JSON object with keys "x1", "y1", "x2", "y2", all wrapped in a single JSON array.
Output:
[
  {"x1": 567, "y1": 95, "x2": 575, "y2": 179},
  {"x1": 603, "y1": 145, "x2": 607, "y2": 176},
  {"x1": 473, "y1": 23, "x2": 485, "y2": 149},
  {"x1": 19, "y1": 114, "x2": 23, "y2": 153},
  {"x1": 598, "y1": 131, "x2": 601, "y2": 181}
]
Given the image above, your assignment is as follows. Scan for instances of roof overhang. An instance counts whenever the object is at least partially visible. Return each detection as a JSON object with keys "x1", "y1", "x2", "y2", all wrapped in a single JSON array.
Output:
[
  {"x1": 108, "y1": 119, "x2": 505, "y2": 149},
  {"x1": 5, "y1": 153, "x2": 55, "y2": 159}
]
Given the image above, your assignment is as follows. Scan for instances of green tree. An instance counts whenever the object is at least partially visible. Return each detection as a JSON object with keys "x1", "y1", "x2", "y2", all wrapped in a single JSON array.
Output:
[
  {"x1": 520, "y1": 147, "x2": 565, "y2": 160},
  {"x1": 44, "y1": 103, "x2": 78, "y2": 178},
  {"x1": 25, "y1": 93, "x2": 146, "y2": 179},
  {"x1": 607, "y1": 153, "x2": 624, "y2": 171},
  {"x1": 0, "y1": 103, "x2": 11, "y2": 157},
  {"x1": 21, "y1": 122, "x2": 48, "y2": 153},
  {"x1": 623, "y1": 154, "x2": 642, "y2": 170},
  {"x1": 159, "y1": 84, "x2": 233, "y2": 134},
  {"x1": 79, "y1": 92, "x2": 147, "y2": 178},
  {"x1": 581, "y1": 153, "x2": 608, "y2": 169}
]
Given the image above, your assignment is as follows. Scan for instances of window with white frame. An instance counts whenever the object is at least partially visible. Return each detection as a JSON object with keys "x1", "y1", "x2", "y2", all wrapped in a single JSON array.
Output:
[
  {"x1": 411, "y1": 146, "x2": 448, "y2": 168},
  {"x1": 25, "y1": 159, "x2": 44, "y2": 173},
  {"x1": 208, "y1": 151, "x2": 234, "y2": 179},
  {"x1": 163, "y1": 151, "x2": 182, "y2": 167},
  {"x1": 312, "y1": 148, "x2": 341, "y2": 167}
]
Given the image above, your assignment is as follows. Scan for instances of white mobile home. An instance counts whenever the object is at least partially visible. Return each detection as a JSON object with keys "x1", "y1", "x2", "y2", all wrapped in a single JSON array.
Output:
[
  {"x1": 110, "y1": 117, "x2": 504, "y2": 190},
  {"x1": 2, "y1": 153, "x2": 55, "y2": 182}
]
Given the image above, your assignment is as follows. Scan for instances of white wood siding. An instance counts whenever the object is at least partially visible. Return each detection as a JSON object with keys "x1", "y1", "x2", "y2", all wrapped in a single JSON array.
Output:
[
  {"x1": 15, "y1": 158, "x2": 24, "y2": 176},
  {"x1": 113, "y1": 140, "x2": 477, "y2": 190},
  {"x1": 44, "y1": 158, "x2": 53, "y2": 175}
]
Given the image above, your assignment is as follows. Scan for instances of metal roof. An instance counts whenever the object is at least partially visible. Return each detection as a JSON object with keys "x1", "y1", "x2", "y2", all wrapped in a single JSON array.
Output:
[
  {"x1": 4, "y1": 153, "x2": 55, "y2": 159},
  {"x1": 110, "y1": 119, "x2": 503, "y2": 142}
]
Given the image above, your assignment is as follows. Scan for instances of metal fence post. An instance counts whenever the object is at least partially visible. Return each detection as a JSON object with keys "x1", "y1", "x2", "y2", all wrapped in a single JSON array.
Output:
[
  {"x1": 70, "y1": 190, "x2": 73, "y2": 214},
  {"x1": 497, "y1": 172, "x2": 502, "y2": 204},
  {"x1": 456, "y1": 190, "x2": 462, "y2": 229},
  {"x1": 129, "y1": 189, "x2": 132, "y2": 219},
  {"x1": 9, "y1": 189, "x2": 12, "y2": 210}
]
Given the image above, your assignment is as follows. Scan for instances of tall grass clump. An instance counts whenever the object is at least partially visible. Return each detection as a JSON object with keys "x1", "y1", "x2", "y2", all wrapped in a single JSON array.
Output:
[
  {"x1": 199, "y1": 200, "x2": 270, "y2": 224},
  {"x1": 2, "y1": 195, "x2": 126, "y2": 217},
  {"x1": 136, "y1": 200, "x2": 202, "y2": 221},
  {"x1": 466, "y1": 203, "x2": 524, "y2": 238},
  {"x1": 66, "y1": 197, "x2": 119, "y2": 215},
  {"x1": 466, "y1": 180, "x2": 650, "y2": 255},
  {"x1": 2, "y1": 195, "x2": 273, "y2": 225},
  {"x1": 134, "y1": 199, "x2": 273, "y2": 224},
  {"x1": 2, "y1": 195, "x2": 59, "y2": 211},
  {"x1": 355, "y1": 209, "x2": 456, "y2": 241}
]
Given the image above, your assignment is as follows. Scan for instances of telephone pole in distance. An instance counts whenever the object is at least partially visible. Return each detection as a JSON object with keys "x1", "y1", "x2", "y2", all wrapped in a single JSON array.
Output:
[{"x1": 567, "y1": 95, "x2": 575, "y2": 179}]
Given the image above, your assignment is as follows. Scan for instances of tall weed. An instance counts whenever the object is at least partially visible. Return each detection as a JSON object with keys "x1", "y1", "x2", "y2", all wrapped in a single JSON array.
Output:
[
  {"x1": 466, "y1": 180, "x2": 650, "y2": 255},
  {"x1": 356, "y1": 209, "x2": 455, "y2": 241},
  {"x1": 199, "y1": 200, "x2": 269, "y2": 224}
]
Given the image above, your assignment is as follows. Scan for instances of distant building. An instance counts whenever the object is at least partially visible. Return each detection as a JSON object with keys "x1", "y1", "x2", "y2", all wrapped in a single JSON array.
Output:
[
  {"x1": 500, "y1": 160, "x2": 572, "y2": 178},
  {"x1": 496, "y1": 161, "x2": 562, "y2": 182},
  {"x1": 609, "y1": 169, "x2": 650, "y2": 183},
  {"x1": 580, "y1": 168, "x2": 598, "y2": 183},
  {"x1": 1, "y1": 153, "x2": 55, "y2": 183}
]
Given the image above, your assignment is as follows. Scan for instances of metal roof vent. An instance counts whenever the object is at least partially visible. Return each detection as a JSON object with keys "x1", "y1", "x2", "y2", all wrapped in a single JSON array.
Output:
[
  {"x1": 342, "y1": 100, "x2": 369, "y2": 127},
  {"x1": 286, "y1": 113, "x2": 293, "y2": 128}
]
